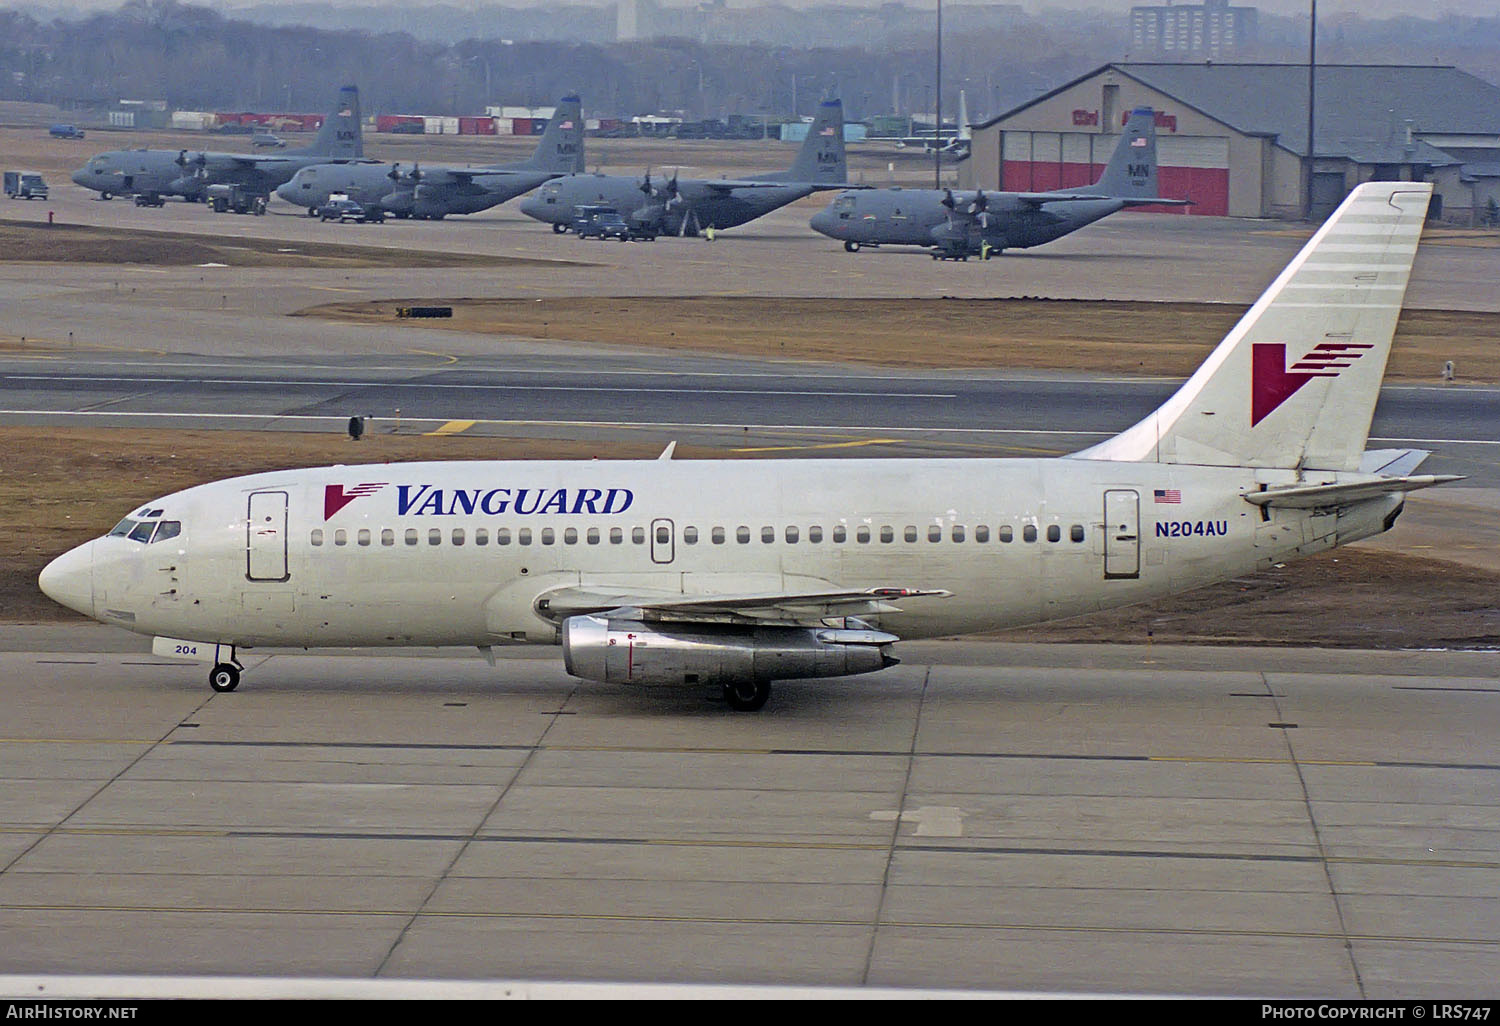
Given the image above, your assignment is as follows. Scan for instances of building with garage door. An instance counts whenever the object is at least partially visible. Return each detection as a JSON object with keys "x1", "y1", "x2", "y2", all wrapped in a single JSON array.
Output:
[{"x1": 963, "y1": 62, "x2": 1500, "y2": 222}]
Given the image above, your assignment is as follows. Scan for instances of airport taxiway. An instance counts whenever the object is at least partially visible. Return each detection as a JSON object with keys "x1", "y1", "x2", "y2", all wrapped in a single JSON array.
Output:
[
  {"x1": 0, "y1": 631, "x2": 1495, "y2": 995},
  {"x1": 3, "y1": 165, "x2": 1499, "y2": 997}
]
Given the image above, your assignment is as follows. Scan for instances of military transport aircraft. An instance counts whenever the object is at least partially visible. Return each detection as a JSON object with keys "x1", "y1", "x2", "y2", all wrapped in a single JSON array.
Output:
[
  {"x1": 39, "y1": 183, "x2": 1450, "y2": 712},
  {"x1": 70, "y1": 86, "x2": 365, "y2": 205},
  {"x1": 811, "y1": 107, "x2": 1189, "y2": 259},
  {"x1": 519, "y1": 98, "x2": 857, "y2": 237},
  {"x1": 275, "y1": 96, "x2": 585, "y2": 220}
]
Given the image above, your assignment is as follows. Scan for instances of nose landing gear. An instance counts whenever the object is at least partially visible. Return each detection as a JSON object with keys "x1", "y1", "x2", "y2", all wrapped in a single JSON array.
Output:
[{"x1": 209, "y1": 650, "x2": 244, "y2": 693}]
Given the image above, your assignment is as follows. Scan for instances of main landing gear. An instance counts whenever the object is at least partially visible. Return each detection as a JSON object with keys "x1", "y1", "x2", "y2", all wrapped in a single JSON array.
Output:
[
  {"x1": 722, "y1": 678, "x2": 771, "y2": 712},
  {"x1": 209, "y1": 649, "x2": 244, "y2": 693}
]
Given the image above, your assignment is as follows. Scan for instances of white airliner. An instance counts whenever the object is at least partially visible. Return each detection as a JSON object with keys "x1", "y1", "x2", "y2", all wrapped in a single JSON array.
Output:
[{"x1": 40, "y1": 182, "x2": 1455, "y2": 711}]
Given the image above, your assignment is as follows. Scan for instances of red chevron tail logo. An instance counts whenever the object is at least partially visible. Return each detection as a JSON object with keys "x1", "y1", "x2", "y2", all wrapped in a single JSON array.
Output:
[
  {"x1": 324, "y1": 482, "x2": 386, "y2": 520},
  {"x1": 1250, "y1": 342, "x2": 1374, "y2": 427}
]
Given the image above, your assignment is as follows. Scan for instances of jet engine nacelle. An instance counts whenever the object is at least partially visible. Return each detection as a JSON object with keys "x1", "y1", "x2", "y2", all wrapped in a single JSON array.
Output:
[{"x1": 560, "y1": 615, "x2": 898, "y2": 687}]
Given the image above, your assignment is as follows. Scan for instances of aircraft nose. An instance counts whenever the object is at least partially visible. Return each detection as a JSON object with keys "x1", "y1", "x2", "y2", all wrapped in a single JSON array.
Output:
[
  {"x1": 39, "y1": 541, "x2": 94, "y2": 618},
  {"x1": 71, "y1": 167, "x2": 91, "y2": 188},
  {"x1": 274, "y1": 180, "x2": 299, "y2": 203},
  {"x1": 517, "y1": 196, "x2": 547, "y2": 220},
  {"x1": 809, "y1": 208, "x2": 839, "y2": 237}
]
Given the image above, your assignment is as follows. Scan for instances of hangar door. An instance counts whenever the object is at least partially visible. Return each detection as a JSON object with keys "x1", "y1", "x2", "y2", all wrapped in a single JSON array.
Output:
[{"x1": 1000, "y1": 132, "x2": 1229, "y2": 215}]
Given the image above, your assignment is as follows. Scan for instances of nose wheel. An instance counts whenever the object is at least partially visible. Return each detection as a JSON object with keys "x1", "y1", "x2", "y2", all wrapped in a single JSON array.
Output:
[{"x1": 209, "y1": 659, "x2": 242, "y2": 693}]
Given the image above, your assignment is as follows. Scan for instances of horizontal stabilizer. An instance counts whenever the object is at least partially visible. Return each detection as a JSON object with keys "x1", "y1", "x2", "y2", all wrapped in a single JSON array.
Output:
[
  {"x1": 1244, "y1": 474, "x2": 1463, "y2": 509},
  {"x1": 1359, "y1": 448, "x2": 1431, "y2": 476}
]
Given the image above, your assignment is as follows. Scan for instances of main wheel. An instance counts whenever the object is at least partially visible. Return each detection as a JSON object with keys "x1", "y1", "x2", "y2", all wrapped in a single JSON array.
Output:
[
  {"x1": 209, "y1": 663, "x2": 240, "y2": 693},
  {"x1": 844, "y1": 240, "x2": 861, "y2": 253},
  {"x1": 552, "y1": 222, "x2": 567, "y2": 234},
  {"x1": 722, "y1": 678, "x2": 770, "y2": 712}
]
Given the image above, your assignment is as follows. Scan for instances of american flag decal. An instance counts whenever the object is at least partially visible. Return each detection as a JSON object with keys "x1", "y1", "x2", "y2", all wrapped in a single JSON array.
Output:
[
  {"x1": 1154, "y1": 489, "x2": 1182, "y2": 504},
  {"x1": 820, "y1": 126, "x2": 836, "y2": 136},
  {"x1": 560, "y1": 120, "x2": 574, "y2": 129},
  {"x1": 1130, "y1": 136, "x2": 1148, "y2": 147}
]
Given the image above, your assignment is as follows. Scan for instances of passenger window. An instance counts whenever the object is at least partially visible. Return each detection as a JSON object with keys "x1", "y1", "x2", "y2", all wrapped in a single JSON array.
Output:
[
  {"x1": 334, "y1": 529, "x2": 347, "y2": 546},
  {"x1": 952, "y1": 526, "x2": 965, "y2": 542},
  {"x1": 587, "y1": 528, "x2": 600, "y2": 545},
  {"x1": 452, "y1": 529, "x2": 465, "y2": 546},
  {"x1": 880, "y1": 526, "x2": 894, "y2": 543},
  {"x1": 564, "y1": 528, "x2": 577, "y2": 544},
  {"x1": 904, "y1": 526, "x2": 918, "y2": 543},
  {"x1": 785, "y1": 526, "x2": 799, "y2": 544},
  {"x1": 128, "y1": 521, "x2": 155, "y2": 543},
  {"x1": 1023, "y1": 525, "x2": 1037, "y2": 543},
  {"x1": 808, "y1": 526, "x2": 822, "y2": 543},
  {"x1": 711, "y1": 527, "x2": 725, "y2": 544},
  {"x1": 519, "y1": 528, "x2": 532, "y2": 545},
  {"x1": 405, "y1": 528, "x2": 418, "y2": 546},
  {"x1": 1047, "y1": 525, "x2": 1060, "y2": 543},
  {"x1": 974, "y1": 525, "x2": 988, "y2": 543},
  {"x1": 381, "y1": 528, "x2": 395, "y2": 546},
  {"x1": 833, "y1": 525, "x2": 847, "y2": 543},
  {"x1": 152, "y1": 521, "x2": 181, "y2": 544},
  {"x1": 358, "y1": 528, "x2": 371, "y2": 546},
  {"x1": 1071, "y1": 525, "x2": 1085, "y2": 543},
  {"x1": 541, "y1": 528, "x2": 555, "y2": 545},
  {"x1": 632, "y1": 527, "x2": 645, "y2": 544},
  {"x1": 474, "y1": 528, "x2": 488, "y2": 546},
  {"x1": 498, "y1": 528, "x2": 511, "y2": 545},
  {"x1": 656, "y1": 525, "x2": 670, "y2": 544},
  {"x1": 610, "y1": 528, "x2": 623, "y2": 544},
  {"x1": 311, "y1": 529, "x2": 324, "y2": 547},
  {"x1": 737, "y1": 527, "x2": 751, "y2": 544},
  {"x1": 428, "y1": 528, "x2": 442, "y2": 546},
  {"x1": 856, "y1": 526, "x2": 870, "y2": 543},
  {"x1": 999, "y1": 526, "x2": 1013, "y2": 543},
  {"x1": 761, "y1": 526, "x2": 775, "y2": 544},
  {"x1": 929, "y1": 526, "x2": 943, "y2": 543},
  {"x1": 683, "y1": 526, "x2": 698, "y2": 545}
]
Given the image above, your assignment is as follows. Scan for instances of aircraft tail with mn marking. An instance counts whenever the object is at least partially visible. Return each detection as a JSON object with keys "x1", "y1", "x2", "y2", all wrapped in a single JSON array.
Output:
[
  {"x1": 289, "y1": 85, "x2": 363, "y2": 160},
  {"x1": 1070, "y1": 181, "x2": 1431, "y2": 472}
]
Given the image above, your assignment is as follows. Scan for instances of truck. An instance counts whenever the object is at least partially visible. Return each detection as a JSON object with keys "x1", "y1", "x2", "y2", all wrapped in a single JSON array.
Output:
[
  {"x1": 204, "y1": 183, "x2": 267, "y2": 215},
  {"x1": 49, "y1": 124, "x2": 85, "y2": 139},
  {"x1": 4, "y1": 171, "x2": 48, "y2": 200}
]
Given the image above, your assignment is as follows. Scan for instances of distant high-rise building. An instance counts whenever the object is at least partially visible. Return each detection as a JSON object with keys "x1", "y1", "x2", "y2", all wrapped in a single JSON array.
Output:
[{"x1": 1130, "y1": 0, "x2": 1258, "y2": 59}]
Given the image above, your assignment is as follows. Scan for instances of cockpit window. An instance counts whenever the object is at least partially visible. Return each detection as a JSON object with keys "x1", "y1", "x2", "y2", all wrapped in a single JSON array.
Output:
[
  {"x1": 127, "y1": 521, "x2": 156, "y2": 543},
  {"x1": 835, "y1": 194, "x2": 856, "y2": 211},
  {"x1": 151, "y1": 521, "x2": 181, "y2": 544},
  {"x1": 108, "y1": 518, "x2": 137, "y2": 537}
]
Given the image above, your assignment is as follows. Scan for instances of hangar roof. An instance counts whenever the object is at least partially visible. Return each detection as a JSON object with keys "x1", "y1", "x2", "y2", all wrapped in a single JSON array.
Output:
[{"x1": 981, "y1": 63, "x2": 1500, "y2": 159}]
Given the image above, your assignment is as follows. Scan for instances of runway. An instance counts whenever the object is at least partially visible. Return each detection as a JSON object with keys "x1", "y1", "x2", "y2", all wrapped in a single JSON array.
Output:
[
  {"x1": 4, "y1": 163, "x2": 1499, "y2": 996},
  {"x1": 0, "y1": 630, "x2": 1495, "y2": 995}
]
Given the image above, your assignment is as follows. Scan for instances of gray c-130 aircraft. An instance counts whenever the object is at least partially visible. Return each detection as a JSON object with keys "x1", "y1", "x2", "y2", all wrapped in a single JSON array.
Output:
[
  {"x1": 810, "y1": 107, "x2": 1189, "y2": 260},
  {"x1": 70, "y1": 85, "x2": 366, "y2": 205},
  {"x1": 276, "y1": 95, "x2": 586, "y2": 219},
  {"x1": 519, "y1": 98, "x2": 857, "y2": 237}
]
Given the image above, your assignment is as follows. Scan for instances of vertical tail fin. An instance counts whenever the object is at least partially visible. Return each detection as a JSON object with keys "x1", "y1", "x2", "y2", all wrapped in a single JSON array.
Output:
[
  {"x1": 1070, "y1": 182, "x2": 1431, "y2": 471},
  {"x1": 510, "y1": 95, "x2": 586, "y2": 174},
  {"x1": 294, "y1": 85, "x2": 362, "y2": 159},
  {"x1": 783, "y1": 99, "x2": 847, "y2": 184},
  {"x1": 1087, "y1": 107, "x2": 1159, "y2": 200}
]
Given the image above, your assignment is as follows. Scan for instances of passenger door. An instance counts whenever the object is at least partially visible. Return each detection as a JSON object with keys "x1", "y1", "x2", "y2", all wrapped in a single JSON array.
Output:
[
  {"x1": 247, "y1": 490, "x2": 290, "y2": 581},
  {"x1": 1103, "y1": 489, "x2": 1140, "y2": 580}
]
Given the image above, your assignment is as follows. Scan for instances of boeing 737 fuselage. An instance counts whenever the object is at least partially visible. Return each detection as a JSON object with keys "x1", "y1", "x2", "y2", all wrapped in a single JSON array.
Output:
[{"x1": 39, "y1": 183, "x2": 1451, "y2": 711}]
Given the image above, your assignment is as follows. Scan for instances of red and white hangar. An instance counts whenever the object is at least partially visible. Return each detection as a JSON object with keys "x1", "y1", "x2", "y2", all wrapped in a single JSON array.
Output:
[{"x1": 962, "y1": 62, "x2": 1500, "y2": 223}]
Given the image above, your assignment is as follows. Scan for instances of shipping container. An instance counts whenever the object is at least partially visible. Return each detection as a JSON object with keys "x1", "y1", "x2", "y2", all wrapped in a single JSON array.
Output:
[{"x1": 511, "y1": 118, "x2": 534, "y2": 136}]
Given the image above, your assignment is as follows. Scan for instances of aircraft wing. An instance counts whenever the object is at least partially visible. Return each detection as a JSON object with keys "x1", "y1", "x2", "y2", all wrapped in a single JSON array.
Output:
[
  {"x1": 1015, "y1": 191, "x2": 1116, "y2": 206},
  {"x1": 539, "y1": 585, "x2": 949, "y2": 626},
  {"x1": 1244, "y1": 474, "x2": 1463, "y2": 510},
  {"x1": 451, "y1": 169, "x2": 565, "y2": 183},
  {"x1": 1117, "y1": 197, "x2": 1194, "y2": 208}
]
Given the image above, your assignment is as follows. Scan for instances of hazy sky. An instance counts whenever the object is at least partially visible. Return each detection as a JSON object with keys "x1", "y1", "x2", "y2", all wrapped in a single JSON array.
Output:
[{"x1": 23, "y1": 0, "x2": 1500, "y2": 17}]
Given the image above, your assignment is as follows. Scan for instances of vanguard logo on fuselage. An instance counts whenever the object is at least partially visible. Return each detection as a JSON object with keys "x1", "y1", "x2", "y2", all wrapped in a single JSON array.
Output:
[{"x1": 395, "y1": 485, "x2": 635, "y2": 517}]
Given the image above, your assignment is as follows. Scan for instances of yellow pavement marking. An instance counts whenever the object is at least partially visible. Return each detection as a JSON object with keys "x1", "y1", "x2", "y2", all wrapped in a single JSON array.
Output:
[
  {"x1": 424, "y1": 420, "x2": 476, "y2": 436},
  {"x1": 734, "y1": 438, "x2": 902, "y2": 453}
]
